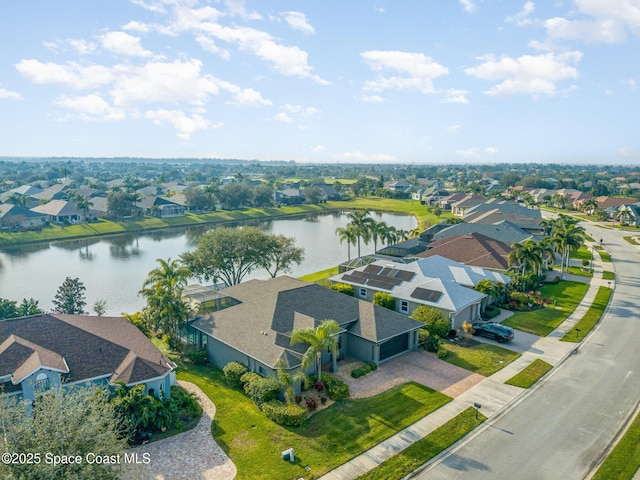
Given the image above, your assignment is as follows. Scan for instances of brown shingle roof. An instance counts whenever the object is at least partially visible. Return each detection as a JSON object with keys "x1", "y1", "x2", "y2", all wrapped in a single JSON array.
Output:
[{"x1": 416, "y1": 232, "x2": 512, "y2": 270}]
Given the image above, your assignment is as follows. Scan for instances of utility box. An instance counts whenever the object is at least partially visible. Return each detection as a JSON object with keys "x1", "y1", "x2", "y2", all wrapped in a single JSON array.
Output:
[{"x1": 281, "y1": 448, "x2": 295, "y2": 463}]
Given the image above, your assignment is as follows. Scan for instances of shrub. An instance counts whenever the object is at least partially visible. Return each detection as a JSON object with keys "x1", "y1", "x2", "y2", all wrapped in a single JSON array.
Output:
[
  {"x1": 410, "y1": 306, "x2": 451, "y2": 338},
  {"x1": 181, "y1": 345, "x2": 208, "y2": 365},
  {"x1": 373, "y1": 292, "x2": 396, "y2": 310},
  {"x1": 322, "y1": 374, "x2": 350, "y2": 400},
  {"x1": 314, "y1": 381, "x2": 324, "y2": 392},
  {"x1": 351, "y1": 363, "x2": 373, "y2": 378},
  {"x1": 330, "y1": 282, "x2": 354, "y2": 296},
  {"x1": 305, "y1": 396, "x2": 317, "y2": 411},
  {"x1": 418, "y1": 328, "x2": 430, "y2": 345},
  {"x1": 423, "y1": 335, "x2": 441, "y2": 353},
  {"x1": 169, "y1": 386, "x2": 202, "y2": 420},
  {"x1": 240, "y1": 372, "x2": 281, "y2": 406},
  {"x1": 320, "y1": 396, "x2": 327, "y2": 405},
  {"x1": 482, "y1": 305, "x2": 501, "y2": 320},
  {"x1": 262, "y1": 400, "x2": 307, "y2": 426},
  {"x1": 223, "y1": 361, "x2": 248, "y2": 387},
  {"x1": 367, "y1": 361, "x2": 378, "y2": 372},
  {"x1": 436, "y1": 348, "x2": 448, "y2": 359}
]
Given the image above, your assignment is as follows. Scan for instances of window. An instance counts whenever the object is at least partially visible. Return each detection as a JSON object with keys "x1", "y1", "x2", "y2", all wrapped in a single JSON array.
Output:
[
  {"x1": 400, "y1": 301, "x2": 409, "y2": 313},
  {"x1": 34, "y1": 373, "x2": 50, "y2": 392},
  {"x1": 258, "y1": 366, "x2": 266, "y2": 375},
  {"x1": 359, "y1": 288, "x2": 367, "y2": 298}
]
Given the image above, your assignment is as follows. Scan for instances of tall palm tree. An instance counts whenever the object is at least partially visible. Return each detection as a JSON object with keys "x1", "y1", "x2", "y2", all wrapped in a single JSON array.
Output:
[
  {"x1": 381, "y1": 225, "x2": 398, "y2": 246},
  {"x1": 275, "y1": 359, "x2": 306, "y2": 406},
  {"x1": 335, "y1": 225, "x2": 358, "y2": 261},
  {"x1": 346, "y1": 210, "x2": 374, "y2": 257},
  {"x1": 508, "y1": 239, "x2": 543, "y2": 278},
  {"x1": 582, "y1": 198, "x2": 598, "y2": 215},
  {"x1": 538, "y1": 236, "x2": 557, "y2": 273},
  {"x1": 552, "y1": 221, "x2": 585, "y2": 279},
  {"x1": 290, "y1": 320, "x2": 340, "y2": 383},
  {"x1": 368, "y1": 220, "x2": 389, "y2": 253}
]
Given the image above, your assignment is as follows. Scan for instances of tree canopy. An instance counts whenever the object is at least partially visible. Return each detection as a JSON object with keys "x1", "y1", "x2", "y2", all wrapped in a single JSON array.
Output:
[{"x1": 51, "y1": 276, "x2": 87, "y2": 315}]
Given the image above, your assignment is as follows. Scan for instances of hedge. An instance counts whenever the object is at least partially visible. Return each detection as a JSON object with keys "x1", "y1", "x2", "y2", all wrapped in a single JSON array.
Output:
[
  {"x1": 329, "y1": 282, "x2": 354, "y2": 296},
  {"x1": 223, "y1": 361, "x2": 248, "y2": 387},
  {"x1": 351, "y1": 362, "x2": 378, "y2": 378},
  {"x1": 262, "y1": 400, "x2": 307, "y2": 426},
  {"x1": 240, "y1": 372, "x2": 281, "y2": 406}
]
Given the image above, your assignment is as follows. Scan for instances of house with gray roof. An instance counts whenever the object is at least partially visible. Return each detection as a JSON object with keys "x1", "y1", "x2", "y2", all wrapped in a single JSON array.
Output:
[
  {"x1": 429, "y1": 220, "x2": 533, "y2": 245},
  {"x1": 30, "y1": 200, "x2": 81, "y2": 224},
  {"x1": 0, "y1": 204, "x2": 47, "y2": 229},
  {"x1": 189, "y1": 276, "x2": 423, "y2": 380},
  {"x1": 137, "y1": 193, "x2": 185, "y2": 217},
  {"x1": 330, "y1": 255, "x2": 510, "y2": 330},
  {"x1": 0, "y1": 314, "x2": 176, "y2": 402}
]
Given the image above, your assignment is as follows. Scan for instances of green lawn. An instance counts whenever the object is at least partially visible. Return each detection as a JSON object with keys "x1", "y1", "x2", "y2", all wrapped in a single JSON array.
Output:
[
  {"x1": 355, "y1": 408, "x2": 486, "y2": 480},
  {"x1": 563, "y1": 266, "x2": 593, "y2": 278},
  {"x1": 570, "y1": 245, "x2": 593, "y2": 261},
  {"x1": 592, "y1": 407, "x2": 640, "y2": 480},
  {"x1": 561, "y1": 287, "x2": 613, "y2": 342},
  {"x1": 440, "y1": 342, "x2": 520, "y2": 377},
  {"x1": 602, "y1": 271, "x2": 615, "y2": 281},
  {"x1": 623, "y1": 236, "x2": 640, "y2": 245},
  {"x1": 177, "y1": 366, "x2": 451, "y2": 480},
  {"x1": 598, "y1": 250, "x2": 612, "y2": 262},
  {"x1": 298, "y1": 266, "x2": 339, "y2": 283},
  {"x1": 504, "y1": 359, "x2": 553, "y2": 388},
  {"x1": 503, "y1": 281, "x2": 590, "y2": 336}
]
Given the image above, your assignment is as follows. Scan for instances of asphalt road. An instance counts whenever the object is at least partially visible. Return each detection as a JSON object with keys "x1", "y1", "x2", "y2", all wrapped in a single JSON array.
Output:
[{"x1": 413, "y1": 224, "x2": 640, "y2": 480}]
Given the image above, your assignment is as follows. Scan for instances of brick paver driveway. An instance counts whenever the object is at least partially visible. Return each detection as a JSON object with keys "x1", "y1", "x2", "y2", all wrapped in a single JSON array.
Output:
[
  {"x1": 136, "y1": 381, "x2": 236, "y2": 480},
  {"x1": 336, "y1": 351, "x2": 485, "y2": 399}
]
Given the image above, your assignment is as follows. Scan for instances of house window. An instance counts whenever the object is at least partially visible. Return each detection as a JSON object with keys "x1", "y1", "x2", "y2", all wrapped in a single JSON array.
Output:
[
  {"x1": 33, "y1": 373, "x2": 50, "y2": 392},
  {"x1": 258, "y1": 366, "x2": 266, "y2": 375},
  {"x1": 359, "y1": 288, "x2": 367, "y2": 298},
  {"x1": 400, "y1": 301, "x2": 409, "y2": 313}
]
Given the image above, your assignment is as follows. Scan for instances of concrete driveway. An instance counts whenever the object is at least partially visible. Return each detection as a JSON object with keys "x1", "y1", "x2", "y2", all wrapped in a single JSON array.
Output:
[{"x1": 468, "y1": 327, "x2": 540, "y2": 354}]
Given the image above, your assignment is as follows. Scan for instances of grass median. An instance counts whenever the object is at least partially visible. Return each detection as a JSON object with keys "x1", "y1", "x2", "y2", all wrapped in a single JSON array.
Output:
[
  {"x1": 561, "y1": 287, "x2": 612, "y2": 342},
  {"x1": 178, "y1": 365, "x2": 451, "y2": 480},
  {"x1": 591, "y1": 407, "x2": 640, "y2": 480},
  {"x1": 504, "y1": 359, "x2": 553, "y2": 388}
]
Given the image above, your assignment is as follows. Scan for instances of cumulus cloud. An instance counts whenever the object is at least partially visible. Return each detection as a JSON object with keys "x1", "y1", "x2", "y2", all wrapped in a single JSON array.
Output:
[
  {"x1": 456, "y1": 147, "x2": 497, "y2": 159},
  {"x1": 16, "y1": 59, "x2": 114, "y2": 89},
  {"x1": 443, "y1": 89, "x2": 470, "y2": 104},
  {"x1": 312, "y1": 145, "x2": 325, "y2": 154},
  {"x1": 281, "y1": 11, "x2": 315, "y2": 34},
  {"x1": 0, "y1": 87, "x2": 23, "y2": 100},
  {"x1": 332, "y1": 151, "x2": 397, "y2": 163},
  {"x1": 618, "y1": 147, "x2": 640, "y2": 159},
  {"x1": 145, "y1": 108, "x2": 221, "y2": 139},
  {"x1": 53, "y1": 94, "x2": 125, "y2": 121},
  {"x1": 274, "y1": 112, "x2": 293, "y2": 123},
  {"x1": 361, "y1": 50, "x2": 448, "y2": 95},
  {"x1": 459, "y1": 0, "x2": 478, "y2": 14},
  {"x1": 465, "y1": 51, "x2": 582, "y2": 96},
  {"x1": 506, "y1": 1, "x2": 535, "y2": 26},
  {"x1": 44, "y1": 38, "x2": 97, "y2": 55},
  {"x1": 447, "y1": 124, "x2": 461, "y2": 134},
  {"x1": 99, "y1": 31, "x2": 152, "y2": 57},
  {"x1": 543, "y1": 0, "x2": 640, "y2": 44},
  {"x1": 196, "y1": 35, "x2": 230, "y2": 59},
  {"x1": 122, "y1": 21, "x2": 151, "y2": 33},
  {"x1": 360, "y1": 94, "x2": 384, "y2": 103}
]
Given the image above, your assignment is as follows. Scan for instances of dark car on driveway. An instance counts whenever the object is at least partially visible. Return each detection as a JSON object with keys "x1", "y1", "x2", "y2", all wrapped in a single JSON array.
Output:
[{"x1": 471, "y1": 322, "x2": 515, "y2": 343}]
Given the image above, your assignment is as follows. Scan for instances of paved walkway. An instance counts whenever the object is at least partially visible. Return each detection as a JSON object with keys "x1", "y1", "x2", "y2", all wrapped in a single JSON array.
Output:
[
  {"x1": 136, "y1": 381, "x2": 237, "y2": 480},
  {"x1": 320, "y1": 241, "x2": 611, "y2": 480}
]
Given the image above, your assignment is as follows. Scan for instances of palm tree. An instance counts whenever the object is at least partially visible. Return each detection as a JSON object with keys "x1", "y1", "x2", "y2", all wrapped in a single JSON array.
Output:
[
  {"x1": 368, "y1": 220, "x2": 389, "y2": 253},
  {"x1": 290, "y1": 320, "x2": 340, "y2": 383},
  {"x1": 381, "y1": 225, "x2": 398, "y2": 246},
  {"x1": 508, "y1": 239, "x2": 543, "y2": 278},
  {"x1": 582, "y1": 198, "x2": 598, "y2": 215},
  {"x1": 538, "y1": 236, "x2": 557, "y2": 273},
  {"x1": 346, "y1": 210, "x2": 374, "y2": 257},
  {"x1": 552, "y1": 221, "x2": 585, "y2": 279},
  {"x1": 335, "y1": 225, "x2": 358, "y2": 261},
  {"x1": 275, "y1": 359, "x2": 306, "y2": 406}
]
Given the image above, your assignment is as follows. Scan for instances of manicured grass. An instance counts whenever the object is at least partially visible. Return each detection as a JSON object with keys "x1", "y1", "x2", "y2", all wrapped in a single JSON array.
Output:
[
  {"x1": 298, "y1": 266, "x2": 339, "y2": 283},
  {"x1": 504, "y1": 359, "x2": 553, "y2": 388},
  {"x1": 570, "y1": 245, "x2": 593, "y2": 261},
  {"x1": 623, "y1": 236, "x2": 640, "y2": 245},
  {"x1": 561, "y1": 287, "x2": 613, "y2": 342},
  {"x1": 355, "y1": 408, "x2": 486, "y2": 480},
  {"x1": 592, "y1": 407, "x2": 640, "y2": 480},
  {"x1": 598, "y1": 250, "x2": 612, "y2": 262},
  {"x1": 602, "y1": 271, "x2": 615, "y2": 281},
  {"x1": 564, "y1": 266, "x2": 593, "y2": 278},
  {"x1": 177, "y1": 365, "x2": 451, "y2": 479},
  {"x1": 503, "y1": 281, "x2": 590, "y2": 336},
  {"x1": 439, "y1": 342, "x2": 521, "y2": 377}
]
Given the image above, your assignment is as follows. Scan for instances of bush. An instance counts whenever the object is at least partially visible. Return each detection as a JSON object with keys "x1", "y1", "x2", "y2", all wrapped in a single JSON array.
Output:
[
  {"x1": 181, "y1": 345, "x2": 208, "y2": 365},
  {"x1": 437, "y1": 348, "x2": 448, "y2": 359},
  {"x1": 410, "y1": 306, "x2": 451, "y2": 338},
  {"x1": 373, "y1": 292, "x2": 396, "y2": 310},
  {"x1": 418, "y1": 328, "x2": 430, "y2": 345},
  {"x1": 223, "y1": 361, "x2": 248, "y2": 387},
  {"x1": 169, "y1": 386, "x2": 202, "y2": 419},
  {"x1": 240, "y1": 372, "x2": 281, "y2": 406},
  {"x1": 482, "y1": 305, "x2": 501, "y2": 320},
  {"x1": 367, "y1": 361, "x2": 378, "y2": 372},
  {"x1": 423, "y1": 335, "x2": 441, "y2": 353},
  {"x1": 314, "y1": 381, "x2": 324, "y2": 392},
  {"x1": 330, "y1": 283, "x2": 354, "y2": 296},
  {"x1": 305, "y1": 396, "x2": 317, "y2": 411},
  {"x1": 351, "y1": 363, "x2": 373, "y2": 378},
  {"x1": 262, "y1": 400, "x2": 307, "y2": 426},
  {"x1": 322, "y1": 374, "x2": 350, "y2": 400}
]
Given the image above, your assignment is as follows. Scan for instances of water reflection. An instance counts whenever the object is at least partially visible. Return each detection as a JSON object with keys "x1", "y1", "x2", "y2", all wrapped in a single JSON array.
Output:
[{"x1": 107, "y1": 235, "x2": 142, "y2": 259}]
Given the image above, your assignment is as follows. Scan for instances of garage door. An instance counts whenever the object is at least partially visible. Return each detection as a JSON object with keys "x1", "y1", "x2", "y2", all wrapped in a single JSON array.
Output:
[{"x1": 379, "y1": 333, "x2": 409, "y2": 361}]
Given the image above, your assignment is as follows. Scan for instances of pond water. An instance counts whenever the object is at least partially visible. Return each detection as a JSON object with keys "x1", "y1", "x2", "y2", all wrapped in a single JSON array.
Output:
[{"x1": 0, "y1": 212, "x2": 416, "y2": 315}]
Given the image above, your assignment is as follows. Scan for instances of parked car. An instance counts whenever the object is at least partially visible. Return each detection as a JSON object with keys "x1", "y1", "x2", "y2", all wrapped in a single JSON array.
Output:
[{"x1": 471, "y1": 322, "x2": 514, "y2": 343}]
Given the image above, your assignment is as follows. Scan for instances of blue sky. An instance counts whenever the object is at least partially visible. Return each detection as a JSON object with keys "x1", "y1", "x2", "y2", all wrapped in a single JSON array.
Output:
[{"x1": 0, "y1": 0, "x2": 638, "y2": 164}]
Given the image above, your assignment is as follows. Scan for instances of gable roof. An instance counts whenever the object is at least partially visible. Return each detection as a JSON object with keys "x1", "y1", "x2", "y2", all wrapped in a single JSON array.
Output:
[
  {"x1": 431, "y1": 220, "x2": 533, "y2": 244},
  {"x1": 0, "y1": 314, "x2": 174, "y2": 386},
  {"x1": 190, "y1": 276, "x2": 423, "y2": 369},
  {"x1": 30, "y1": 200, "x2": 78, "y2": 217},
  {"x1": 415, "y1": 232, "x2": 512, "y2": 270},
  {"x1": 0, "y1": 204, "x2": 47, "y2": 220}
]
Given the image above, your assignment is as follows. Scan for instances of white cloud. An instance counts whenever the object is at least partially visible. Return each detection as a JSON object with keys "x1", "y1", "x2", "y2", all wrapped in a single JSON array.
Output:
[
  {"x1": 618, "y1": 147, "x2": 640, "y2": 159},
  {"x1": 622, "y1": 78, "x2": 637, "y2": 90},
  {"x1": 456, "y1": 147, "x2": 497, "y2": 159},
  {"x1": 459, "y1": 0, "x2": 478, "y2": 14},
  {"x1": 99, "y1": 31, "x2": 152, "y2": 57},
  {"x1": 16, "y1": 59, "x2": 114, "y2": 89},
  {"x1": 54, "y1": 94, "x2": 125, "y2": 121},
  {"x1": 361, "y1": 50, "x2": 448, "y2": 95},
  {"x1": 543, "y1": 0, "x2": 640, "y2": 44},
  {"x1": 122, "y1": 21, "x2": 151, "y2": 33},
  {"x1": 312, "y1": 145, "x2": 325, "y2": 154},
  {"x1": 224, "y1": 0, "x2": 262, "y2": 20},
  {"x1": 44, "y1": 39, "x2": 97, "y2": 55},
  {"x1": 281, "y1": 11, "x2": 315, "y2": 35},
  {"x1": 465, "y1": 51, "x2": 582, "y2": 96},
  {"x1": 130, "y1": 0, "x2": 167, "y2": 14},
  {"x1": 227, "y1": 87, "x2": 271, "y2": 107},
  {"x1": 506, "y1": 2, "x2": 535, "y2": 26},
  {"x1": 145, "y1": 108, "x2": 221, "y2": 139},
  {"x1": 274, "y1": 112, "x2": 293, "y2": 123},
  {"x1": 444, "y1": 89, "x2": 470, "y2": 104},
  {"x1": 332, "y1": 151, "x2": 397, "y2": 163},
  {"x1": 447, "y1": 125, "x2": 461, "y2": 134},
  {"x1": 0, "y1": 87, "x2": 22, "y2": 100},
  {"x1": 360, "y1": 94, "x2": 384, "y2": 103},
  {"x1": 196, "y1": 35, "x2": 230, "y2": 59}
]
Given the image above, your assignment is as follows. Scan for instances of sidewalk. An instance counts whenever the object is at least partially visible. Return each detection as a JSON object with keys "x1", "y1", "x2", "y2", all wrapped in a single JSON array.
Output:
[{"x1": 320, "y1": 242, "x2": 611, "y2": 480}]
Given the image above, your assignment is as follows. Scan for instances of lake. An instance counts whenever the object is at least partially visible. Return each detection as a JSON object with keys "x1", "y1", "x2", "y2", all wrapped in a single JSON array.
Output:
[{"x1": 0, "y1": 212, "x2": 416, "y2": 315}]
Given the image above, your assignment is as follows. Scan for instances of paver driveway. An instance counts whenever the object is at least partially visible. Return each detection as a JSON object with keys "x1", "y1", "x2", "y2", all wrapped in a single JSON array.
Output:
[
  {"x1": 337, "y1": 350, "x2": 485, "y2": 399},
  {"x1": 136, "y1": 381, "x2": 236, "y2": 480}
]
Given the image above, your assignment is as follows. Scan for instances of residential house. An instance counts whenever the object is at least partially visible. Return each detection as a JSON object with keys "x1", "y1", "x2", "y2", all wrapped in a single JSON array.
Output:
[
  {"x1": 30, "y1": 200, "x2": 81, "y2": 224},
  {"x1": 425, "y1": 220, "x2": 533, "y2": 245},
  {"x1": 0, "y1": 204, "x2": 48, "y2": 229},
  {"x1": 415, "y1": 233, "x2": 513, "y2": 271},
  {"x1": 188, "y1": 277, "x2": 423, "y2": 380},
  {"x1": 450, "y1": 195, "x2": 488, "y2": 217},
  {"x1": 0, "y1": 314, "x2": 176, "y2": 402},
  {"x1": 274, "y1": 188, "x2": 305, "y2": 205},
  {"x1": 137, "y1": 193, "x2": 186, "y2": 218},
  {"x1": 438, "y1": 193, "x2": 468, "y2": 211},
  {"x1": 330, "y1": 256, "x2": 510, "y2": 330},
  {"x1": 462, "y1": 201, "x2": 544, "y2": 235},
  {"x1": 0, "y1": 185, "x2": 44, "y2": 208}
]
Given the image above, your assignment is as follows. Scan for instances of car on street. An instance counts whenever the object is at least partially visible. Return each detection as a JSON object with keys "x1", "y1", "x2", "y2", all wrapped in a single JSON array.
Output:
[{"x1": 471, "y1": 322, "x2": 515, "y2": 343}]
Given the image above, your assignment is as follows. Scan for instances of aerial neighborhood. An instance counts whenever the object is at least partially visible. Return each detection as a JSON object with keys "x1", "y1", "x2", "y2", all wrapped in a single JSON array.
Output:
[{"x1": 0, "y1": 158, "x2": 638, "y2": 479}]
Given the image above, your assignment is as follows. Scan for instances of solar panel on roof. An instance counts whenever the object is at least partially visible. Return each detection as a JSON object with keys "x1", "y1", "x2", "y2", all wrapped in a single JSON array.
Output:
[
  {"x1": 410, "y1": 287, "x2": 443, "y2": 303},
  {"x1": 342, "y1": 274, "x2": 366, "y2": 284},
  {"x1": 394, "y1": 270, "x2": 415, "y2": 281},
  {"x1": 363, "y1": 264, "x2": 383, "y2": 275},
  {"x1": 368, "y1": 278, "x2": 396, "y2": 289}
]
